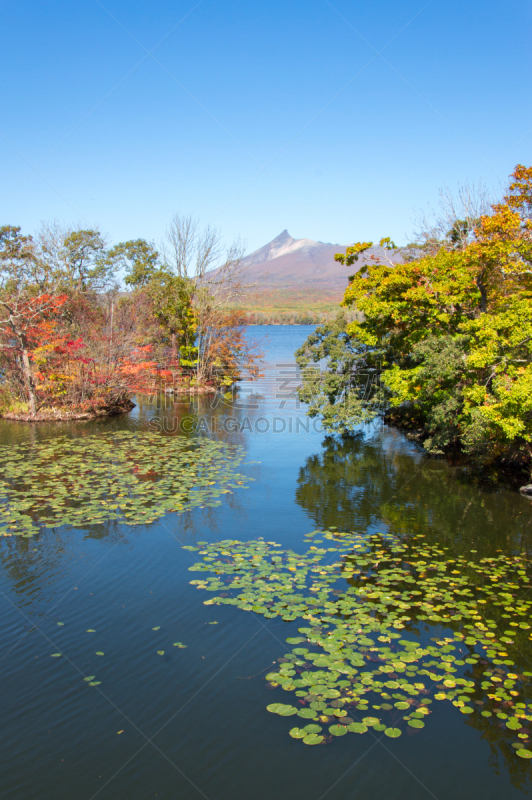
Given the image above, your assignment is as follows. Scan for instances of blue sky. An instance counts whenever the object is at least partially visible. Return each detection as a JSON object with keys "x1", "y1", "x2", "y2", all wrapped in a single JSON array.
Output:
[{"x1": 1, "y1": 0, "x2": 531, "y2": 253}]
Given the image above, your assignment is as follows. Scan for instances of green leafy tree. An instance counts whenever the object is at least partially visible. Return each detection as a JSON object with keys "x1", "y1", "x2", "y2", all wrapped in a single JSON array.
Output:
[
  {"x1": 298, "y1": 165, "x2": 532, "y2": 472},
  {"x1": 36, "y1": 222, "x2": 117, "y2": 294},
  {"x1": 107, "y1": 239, "x2": 161, "y2": 287},
  {"x1": 147, "y1": 273, "x2": 198, "y2": 367}
]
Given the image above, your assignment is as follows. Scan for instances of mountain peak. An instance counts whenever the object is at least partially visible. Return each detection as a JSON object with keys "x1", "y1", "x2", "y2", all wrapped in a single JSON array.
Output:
[{"x1": 272, "y1": 229, "x2": 292, "y2": 243}]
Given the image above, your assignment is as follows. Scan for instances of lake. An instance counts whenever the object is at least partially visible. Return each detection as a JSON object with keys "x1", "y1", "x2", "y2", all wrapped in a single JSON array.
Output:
[{"x1": 1, "y1": 325, "x2": 531, "y2": 800}]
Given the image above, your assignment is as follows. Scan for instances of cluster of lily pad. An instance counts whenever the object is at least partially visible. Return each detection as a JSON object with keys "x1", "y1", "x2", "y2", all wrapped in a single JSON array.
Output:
[
  {"x1": 0, "y1": 432, "x2": 251, "y2": 536},
  {"x1": 186, "y1": 530, "x2": 532, "y2": 756}
]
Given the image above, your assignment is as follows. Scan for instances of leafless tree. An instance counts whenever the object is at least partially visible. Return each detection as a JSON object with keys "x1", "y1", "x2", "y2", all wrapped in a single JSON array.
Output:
[
  {"x1": 407, "y1": 179, "x2": 500, "y2": 256},
  {"x1": 161, "y1": 213, "x2": 223, "y2": 280},
  {"x1": 160, "y1": 214, "x2": 257, "y2": 385}
]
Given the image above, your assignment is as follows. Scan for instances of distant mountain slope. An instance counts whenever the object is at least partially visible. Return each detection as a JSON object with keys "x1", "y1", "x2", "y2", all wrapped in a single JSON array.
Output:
[{"x1": 233, "y1": 230, "x2": 395, "y2": 293}]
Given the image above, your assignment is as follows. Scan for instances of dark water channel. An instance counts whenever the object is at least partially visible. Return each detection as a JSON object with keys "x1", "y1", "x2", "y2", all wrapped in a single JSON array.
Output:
[{"x1": 1, "y1": 326, "x2": 531, "y2": 800}]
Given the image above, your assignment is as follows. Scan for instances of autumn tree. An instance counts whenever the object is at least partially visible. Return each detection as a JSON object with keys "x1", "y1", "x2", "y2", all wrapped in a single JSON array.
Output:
[
  {"x1": 0, "y1": 226, "x2": 68, "y2": 415},
  {"x1": 298, "y1": 165, "x2": 532, "y2": 472},
  {"x1": 0, "y1": 224, "x2": 160, "y2": 417},
  {"x1": 118, "y1": 213, "x2": 261, "y2": 389},
  {"x1": 0, "y1": 214, "x2": 262, "y2": 417}
]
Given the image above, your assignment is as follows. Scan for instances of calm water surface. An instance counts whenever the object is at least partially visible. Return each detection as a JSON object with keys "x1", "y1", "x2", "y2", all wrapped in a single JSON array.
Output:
[{"x1": 1, "y1": 325, "x2": 531, "y2": 800}]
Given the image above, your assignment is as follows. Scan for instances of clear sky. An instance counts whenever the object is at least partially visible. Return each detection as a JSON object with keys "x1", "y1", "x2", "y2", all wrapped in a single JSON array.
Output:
[{"x1": 1, "y1": 0, "x2": 531, "y2": 254}]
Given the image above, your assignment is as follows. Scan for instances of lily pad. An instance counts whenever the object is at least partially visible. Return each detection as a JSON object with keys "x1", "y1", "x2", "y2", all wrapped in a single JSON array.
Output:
[
  {"x1": 329, "y1": 725, "x2": 348, "y2": 736},
  {"x1": 289, "y1": 728, "x2": 306, "y2": 739},
  {"x1": 274, "y1": 704, "x2": 297, "y2": 717},
  {"x1": 303, "y1": 733, "x2": 323, "y2": 745},
  {"x1": 297, "y1": 709, "x2": 318, "y2": 719},
  {"x1": 384, "y1": 728, "x2": 402, "y2": 738},
  {"x1": 188, "y1": 531, "x2": 532, "y2": 750},
  {"x1": 348, "y1": 722, "x2": 368, "y2": 734},
  {"x1": 0, "y1": 433, "x2": 251, "y2": 537}
]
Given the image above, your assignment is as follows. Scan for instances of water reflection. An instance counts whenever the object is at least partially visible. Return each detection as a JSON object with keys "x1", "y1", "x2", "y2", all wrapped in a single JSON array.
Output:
[
  {"x1": 294, "y1": 431, "x2": 532, "y2": 789},
  {"x1": 295, "y1": 428, "x2": 532, "y2": 557},
  {"x1": 2, "y1": 328, "x2": 532, "y2": 799}
]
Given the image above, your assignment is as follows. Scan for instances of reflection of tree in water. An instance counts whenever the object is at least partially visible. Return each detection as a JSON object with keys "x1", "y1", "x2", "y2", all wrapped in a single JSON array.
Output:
[
  {"x1": 0, "y1": 475, "x2": 255, "y2": 606},
  {"x1": 0, "y1": 393, "x2": 259, "y2": 622},
  {"x1": 295, "y1": 429, "x2": 532, "y2": 557},
  {"x1": 294, "y1": 431, "x2": 532, "y2": 788},
  {"x1": 0, "y1": 483, "x2": 255, "y2": 603},
  {"x1": 462, "y1": 670, "x2": 532, "y2": 791},
  {"x1": 295, "y1": 433, "x2": 399, "y2": 532},
  {"x1": 135, "y1": 392, "x2": 251, "y2": 449},
  {"x1": 0, "y1": 518, "x2": 133, "y2": 605},
  {"x1": 348, "y1": 536, "x2": 532, "y2": 791}
]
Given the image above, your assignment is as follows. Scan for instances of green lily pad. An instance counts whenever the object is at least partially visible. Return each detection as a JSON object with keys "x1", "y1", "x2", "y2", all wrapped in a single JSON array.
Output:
[
  {"x1": 187, "y1": 532, "x2": 532, "y2": 750},
  {"x1": 289, "y1": 728, "x2": 306, "y2": 739},
  {"x1": 303, "y1": 733, "x2": 323, "y2": 745},
  {"x1": 384, "y1": 728, "x2": 402, "y2": 738},
  {"x1": 329, "y1": 724, "x2": 348, "y2": 736},
  {"x1": 275, "y1": 705, "x2": 298, "y2": 717},
  {"x1": 0, "y1": 433, "x2": 250, "y2": 537},
  {"x1": 297, "y1": 709, "x2": 318, "y2": 719},
  {"x1": 348, "y1": 722, "x2": 368, "y2": 734}
]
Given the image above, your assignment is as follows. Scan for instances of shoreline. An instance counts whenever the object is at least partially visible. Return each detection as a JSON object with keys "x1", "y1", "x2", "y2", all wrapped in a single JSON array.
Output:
[
  {"x1": 0, "y1": 399, "x2": 136, "y2": 422},
  {"x1": 384, "y1": 411, "x2": 531, "y2": 492},
  {"x1": 0, "y1": 385, "x2": 219, "y2": 422}
]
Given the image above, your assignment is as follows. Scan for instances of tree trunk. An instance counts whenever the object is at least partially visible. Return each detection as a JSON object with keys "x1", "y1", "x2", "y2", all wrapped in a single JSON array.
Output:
[
  {"x1": 170, "y1": 332, "x2": 178, "y2": 363},
  {"x1": 476, "y1": 275, "x2": 488, "y2": 313},
  {"x1": 20, "y1": 344, "x2": 37, "y2": 417}
]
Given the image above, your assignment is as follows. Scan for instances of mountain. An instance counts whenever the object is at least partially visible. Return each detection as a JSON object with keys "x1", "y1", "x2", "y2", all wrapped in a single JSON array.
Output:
[
  {"x1": 237, "y1": 230, "x2": 351, "y2": 292},
  {"x1": 233, "y1": 230, "x2": 397, "y2": 296},
  {"x1": 209, "y1": 230, "x2": 401, "y2": 321}
]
